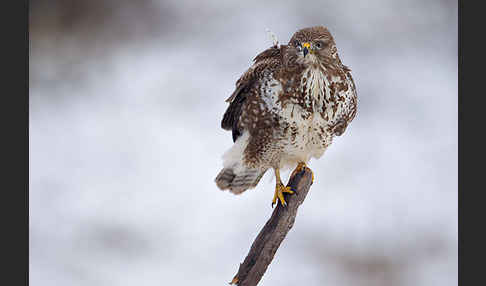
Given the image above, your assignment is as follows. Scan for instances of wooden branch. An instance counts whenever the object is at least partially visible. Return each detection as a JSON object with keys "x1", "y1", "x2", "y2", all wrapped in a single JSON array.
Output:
[{"x1": 230, "y1": 167, "x2": 314, "y2": 286}]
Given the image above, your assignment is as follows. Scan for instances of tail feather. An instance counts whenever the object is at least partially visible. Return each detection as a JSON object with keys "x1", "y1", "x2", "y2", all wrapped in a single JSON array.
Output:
[
  {"x1": 215, "y1": 167, "x2": 267, "y2": 194},
  {"x1": 216, "y1": 130, "x2": 267, "y2": 194}
]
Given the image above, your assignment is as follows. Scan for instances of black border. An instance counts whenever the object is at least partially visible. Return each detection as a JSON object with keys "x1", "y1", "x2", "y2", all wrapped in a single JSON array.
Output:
[
  {"x1": 459, "y1": 0, "x2": 485, "y2": 285},
  {"x1": 1, "y1": 0, "x2": 29, "y2": 285}
]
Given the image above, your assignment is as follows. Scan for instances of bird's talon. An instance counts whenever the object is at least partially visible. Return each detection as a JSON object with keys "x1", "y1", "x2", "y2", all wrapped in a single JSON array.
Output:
[
  {"x1": 273, "y1": 183, "x2": 295, "y2": 207},
  {"x1": 294, "y1": 162, "x2": 314, "y2": 183}
]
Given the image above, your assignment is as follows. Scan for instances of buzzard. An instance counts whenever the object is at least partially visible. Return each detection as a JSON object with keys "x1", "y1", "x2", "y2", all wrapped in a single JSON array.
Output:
[{"x1": 215, "y1": 26, "x2": 357, "y2": 206}]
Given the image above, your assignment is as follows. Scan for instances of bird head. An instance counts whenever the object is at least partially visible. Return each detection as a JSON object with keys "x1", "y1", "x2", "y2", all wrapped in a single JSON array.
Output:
[{"x1": 287, "y1": 26, "x2": 338, "y2": 65}]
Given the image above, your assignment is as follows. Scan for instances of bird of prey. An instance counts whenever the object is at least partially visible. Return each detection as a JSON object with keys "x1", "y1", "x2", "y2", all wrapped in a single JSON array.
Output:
[{"x1": 215, "y1": 26, "x2": 357, "y2": 206}]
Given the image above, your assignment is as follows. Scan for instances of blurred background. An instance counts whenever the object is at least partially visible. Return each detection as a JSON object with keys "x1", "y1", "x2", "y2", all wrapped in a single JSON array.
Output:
[{"x1": 29, "y1": 0, "x2": 457, "y2": 285}]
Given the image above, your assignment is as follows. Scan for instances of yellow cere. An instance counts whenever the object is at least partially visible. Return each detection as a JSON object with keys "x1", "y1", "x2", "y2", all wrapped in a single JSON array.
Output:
[{"x1": 302, "y1": 42, "x2": 311, "y2": 49}]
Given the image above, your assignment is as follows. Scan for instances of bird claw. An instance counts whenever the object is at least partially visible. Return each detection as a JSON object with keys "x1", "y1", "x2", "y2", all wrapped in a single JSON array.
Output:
[
  {"x1": 291, "y1": 188, "x2": 298, "y2": 195},
  {"x1": 271, "y1": 183, "x2": 294, "y2": 207},
  {"x1": 293, "y1": 162, "x2": 314, "y2": 183}
]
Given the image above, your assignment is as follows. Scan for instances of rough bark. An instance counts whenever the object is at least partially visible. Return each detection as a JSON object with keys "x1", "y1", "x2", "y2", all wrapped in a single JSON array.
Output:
[{"x1": 230, "y1": 167, "x2": 314, "y2": 286}]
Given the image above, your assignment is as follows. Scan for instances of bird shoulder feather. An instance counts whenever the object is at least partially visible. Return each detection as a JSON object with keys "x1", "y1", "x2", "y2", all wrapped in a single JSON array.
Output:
[{"x1": 221, "y1": 45, "x2": 283, "y2": 142}]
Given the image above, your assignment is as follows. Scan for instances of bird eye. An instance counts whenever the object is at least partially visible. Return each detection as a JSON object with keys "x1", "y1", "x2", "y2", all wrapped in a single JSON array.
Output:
[
  {"x1": 295, "y1": 41, "x2": 302, "y2": 51},
  {"x1": 315, "y1": 42, "x2": 322, "y2": 49}
]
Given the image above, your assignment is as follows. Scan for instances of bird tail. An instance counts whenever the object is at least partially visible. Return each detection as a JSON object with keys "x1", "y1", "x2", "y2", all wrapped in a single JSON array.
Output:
[
  {"x1": 216, "y1": 131, "x2": 267, "y2": 194},
  {"x1": 215, "y1": 167, "x2": 267, "y2": 194}
]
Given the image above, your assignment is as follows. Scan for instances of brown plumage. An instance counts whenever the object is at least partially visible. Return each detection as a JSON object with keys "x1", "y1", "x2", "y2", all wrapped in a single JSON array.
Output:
[{"x1": 215, "y1": 26, "x2": 357, "y2": 206}]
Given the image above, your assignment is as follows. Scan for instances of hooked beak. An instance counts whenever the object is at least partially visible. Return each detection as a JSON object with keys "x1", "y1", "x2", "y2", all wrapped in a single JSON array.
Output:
[{"x1": 302, "y1": 42, "x2": 311, "y2": 57}]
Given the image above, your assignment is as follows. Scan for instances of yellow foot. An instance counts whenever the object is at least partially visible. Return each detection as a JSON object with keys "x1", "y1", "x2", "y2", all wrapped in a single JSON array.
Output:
[
  {"x1": 293, "y1": 162, "x2": 314, "y2": 183},
  {"x1": 271, "y1": 183, "x2": 295, "y2": 207}
]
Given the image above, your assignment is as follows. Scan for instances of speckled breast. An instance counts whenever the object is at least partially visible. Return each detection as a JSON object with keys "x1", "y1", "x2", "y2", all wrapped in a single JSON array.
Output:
[{"x1": 278, "y1": 67, "x2": 334, "y2": 161}]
